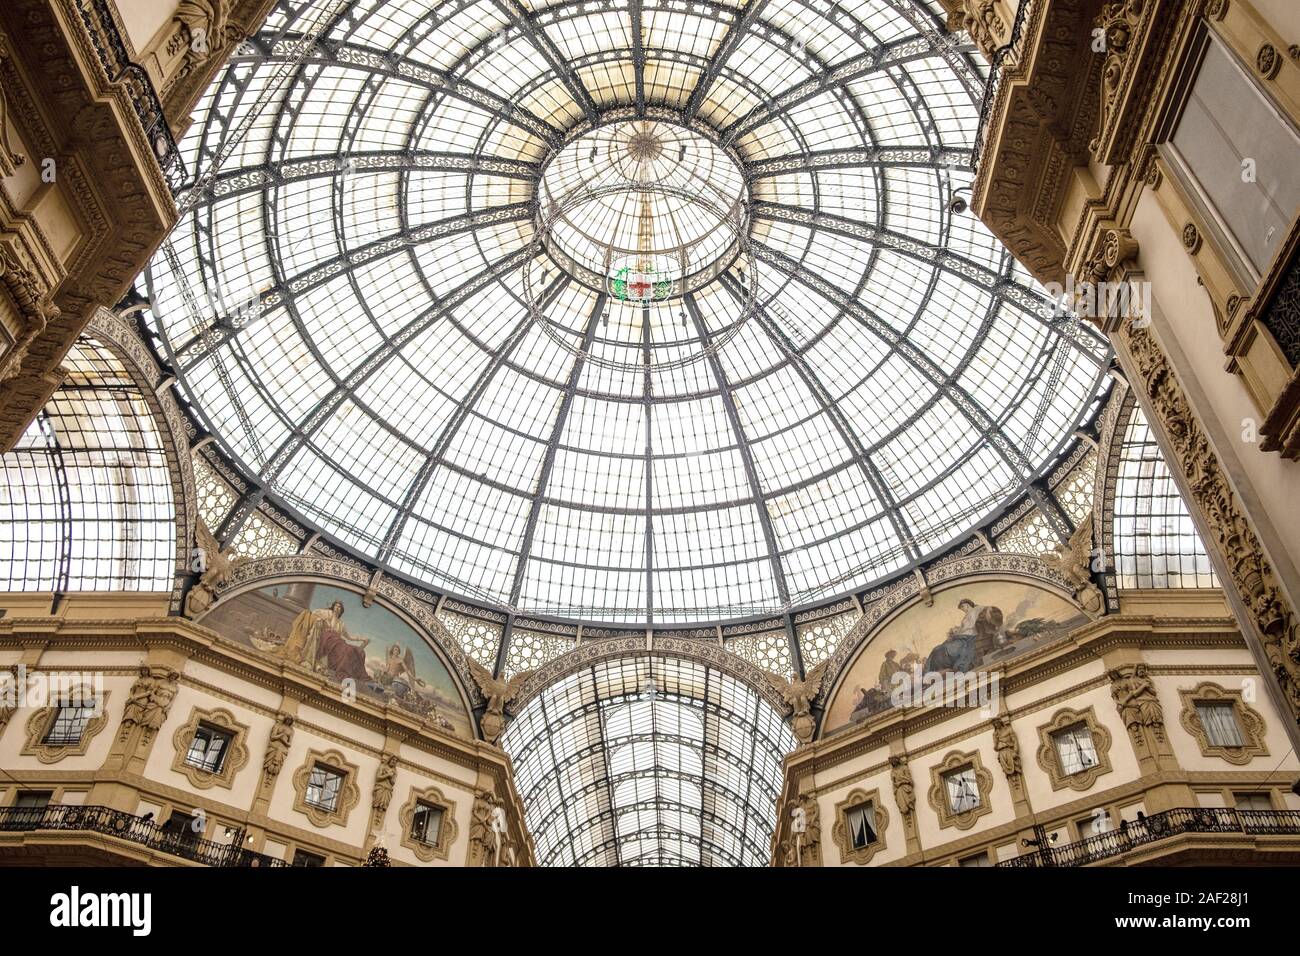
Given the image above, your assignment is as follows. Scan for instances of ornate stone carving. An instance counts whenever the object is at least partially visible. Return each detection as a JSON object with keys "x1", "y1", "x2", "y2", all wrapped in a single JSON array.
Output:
[
  {"x1": 1255, "y1": 43, "x2": 1282, "y2": 80},
  {"x1": 261, "y1": 713, "x2": 294, "y2": 784},
  {"x1": 466, "y1": 658, "x2": 532, "y2": 745},
  {"x1": 1203, "y1": 0, "x2": 1228, "y2": 21},
  {"x1": 890, "y1": 753, "x2": 916, "y2": 819},
  {"x1": 831, "y1": 788, "x2": 889, "y2": 865},
  {"x1": 1042, "y1": 513, "x2": 1105, "y2": 616},
  {"x1": 1181, "y1": 222, "x2": 1202, "y2": 254},
  {"x1": 0, "y1": 35, "x2": 27, "y2": 175},
  {"x1": 183, "y1": 517, "x2": 247, "y2": 618},
  {"x1": 1091, "y1": 1, "x2": 1144, "y2": 156},
  {"x1": 119, "y1": 667, "x2": 178, "y2": 746},
  {"x1": 762, "y1": 660, "x2": 828, "y2": 744},
  {"x1": 169, "y1": 706, "x2": 249, "y2": 790},
  {"x1": 370, "y1": 753, "x2": 398, "y2": 832},
  {"x1": 776, "y1": 793, "x2": 821, "y2": 867},
  {"x1": 1178, "y1": 682, "x2": 1269, "y2": 764},
  {"x1": 1121, "y1": 318, "x2": 1300, "y2": 724},
  {"x1": 1109, "y1": 662, "x2": 1166, "y2": 744},
  {"x1": 1035, "y1": 705, "x2": 1114, "y2": 790},
  {"x1": 992, "y1": 713, "x2": 1022, "y2": 783},
  {"x1": 468, "y1": 790, "x2": 516, "y2": 866}
]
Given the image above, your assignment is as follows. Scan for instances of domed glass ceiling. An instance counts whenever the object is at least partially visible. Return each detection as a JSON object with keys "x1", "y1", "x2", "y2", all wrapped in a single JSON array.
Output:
[{"x1": 143, "y1": 0, "x2": 1109, "y2": 624}]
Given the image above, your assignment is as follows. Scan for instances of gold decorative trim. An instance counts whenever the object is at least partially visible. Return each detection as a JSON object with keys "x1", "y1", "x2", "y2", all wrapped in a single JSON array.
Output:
[
  {"x1": 169, "y1": 706, "x2": 250, "y2": 790},
  {"x1": 291, "y1": 748, "x2": 361, "y2": 829},
  {"x1": 1035, "y1": 705, "x2": 1114, "y2": 791},
  {"x1": 927, "y1": 750, "x2": 993, "y2": 831},
  {"x1": 1178, "y1": 681, "x2": 1269, "y2": 764},
  {"x1": 398, "y1": 785, "x2": 459, "y2": 863},
  {"x1": 831, "y1": 787, "x2": 889, "y2": 865},
  {"x1": 20, "y1": 690, "x2": 110, "y2": 764}
]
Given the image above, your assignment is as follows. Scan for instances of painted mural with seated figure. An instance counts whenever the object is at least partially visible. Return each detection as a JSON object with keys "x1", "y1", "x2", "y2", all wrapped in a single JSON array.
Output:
[
  {"x1": 199, "y1": 583, "x2": 474, "y2": 740},
  {"x1": 822, "y1": 580, "x2": 1089, "y2": 735}
]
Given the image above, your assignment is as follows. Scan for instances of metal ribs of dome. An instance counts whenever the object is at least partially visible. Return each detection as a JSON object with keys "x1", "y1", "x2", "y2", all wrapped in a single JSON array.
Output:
[{"x1": 143, "y1": 0, "x2": 1111, "y2": 626}]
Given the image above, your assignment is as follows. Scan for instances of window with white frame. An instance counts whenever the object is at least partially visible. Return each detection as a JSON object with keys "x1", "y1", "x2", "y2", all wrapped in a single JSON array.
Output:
[
  {"x1": 410, "y1": 802, "x2": 445, "y2": 848},
  {"x1": 43, "y1": 702, "x2": 97, "y2": 746},
  {"x1": 305, "y1": 764, "x2": 345, "y2": 812},
  {"x1": 185, "y1": 723, "x2": 234, "y2": 773},
  {"x1": 1053, "y1": 723, "x2": 1099, "y2": 776},
  {"x1": 944, "y1": 767, "x2": 981, "y2": 814},
  {"x1": 1195, "y1": 701, "x2": 1245, "y2": 748},
  {"x1": 845, "y1": 801, "x2": 878, "y2": 850}
]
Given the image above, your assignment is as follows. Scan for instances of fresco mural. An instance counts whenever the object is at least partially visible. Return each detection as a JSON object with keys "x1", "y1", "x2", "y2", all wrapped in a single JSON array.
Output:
[
  {"x1": 201, "y1": 582, "x2": 474, "y2": 739},
  {"x1": 823, "y1": 580, "x2": 1088, "y2": 734}
]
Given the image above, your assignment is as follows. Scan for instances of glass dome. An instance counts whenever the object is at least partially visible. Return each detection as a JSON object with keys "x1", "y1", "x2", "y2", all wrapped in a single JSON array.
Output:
[{"x1": 143, "y1": 0, "x2": 1109, "y2": 624}]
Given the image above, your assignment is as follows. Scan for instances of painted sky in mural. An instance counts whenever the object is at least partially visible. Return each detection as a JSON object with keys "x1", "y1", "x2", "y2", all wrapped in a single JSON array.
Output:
[
  {"x1": 823, "y1": 580, "x2": 1088, "y2": 733},
  {"x1": 202, "y1": 582, "x2": 473, "y2": 739}
]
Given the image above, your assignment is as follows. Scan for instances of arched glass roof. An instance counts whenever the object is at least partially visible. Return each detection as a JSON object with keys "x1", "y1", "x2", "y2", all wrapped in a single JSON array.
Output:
[
  {"x1": 0, "y1": 339, "x2": 176, "y2": 593},
  {"x1": 501, "y1": 654, "x2": 797, "y2": 866},
  {"x1": 142, "y1": 0, "x2": 1109, "y2": 624}
]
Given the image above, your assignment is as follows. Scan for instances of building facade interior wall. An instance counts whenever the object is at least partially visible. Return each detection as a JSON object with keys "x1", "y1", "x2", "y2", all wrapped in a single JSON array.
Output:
[{"x1": 0, "y1": 0, "x2": 1298, "y2": 869}]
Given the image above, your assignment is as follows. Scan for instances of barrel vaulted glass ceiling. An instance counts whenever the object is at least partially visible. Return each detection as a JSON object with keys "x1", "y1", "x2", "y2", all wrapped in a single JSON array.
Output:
[
  {"x1": 502, "y1": 655, "x2": 797, "y2": 866},
  {"x1": 143, "y1": 0, "x2": 1110, "y2": 624}
]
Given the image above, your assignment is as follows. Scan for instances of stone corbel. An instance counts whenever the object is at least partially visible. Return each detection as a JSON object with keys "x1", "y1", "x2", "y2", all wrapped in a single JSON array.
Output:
[
  {"x1": 0, "y1": 33, "x2": 28, "y2": 176},
  {"x1": 1090, "y1": 0, "x2": 1162, "y2": 164}
]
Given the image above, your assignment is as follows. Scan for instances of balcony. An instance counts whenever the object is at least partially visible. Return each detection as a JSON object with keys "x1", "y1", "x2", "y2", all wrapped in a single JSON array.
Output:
[
  {"x1": 0, "y1": 805, "x2": 286, "y2": 867},
  {"x1": 999, "y1": 808, "x2": 1300, "y2": 867}
]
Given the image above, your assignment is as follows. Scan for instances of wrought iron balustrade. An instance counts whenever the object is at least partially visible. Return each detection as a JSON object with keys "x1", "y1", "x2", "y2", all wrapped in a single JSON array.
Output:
[
  {"x1": 971, "y1": 0, "x2": 1034, "y2": 176},
  {"x1": 997, "y1": 806, "x2": 1300, "y2": 867},
  {"x1": 73, "y1": 0, "x2": 186, "y2": 192},
  {"x1": 0, "y1": 803, "x2": 286, "y2": 867}
]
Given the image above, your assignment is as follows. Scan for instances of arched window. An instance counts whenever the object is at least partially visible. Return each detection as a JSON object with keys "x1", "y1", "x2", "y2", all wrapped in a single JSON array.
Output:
[
  {"x1": 1112, "y1": 405, "x2": 1215, "y2": 589},
  {"x1": 502, "y1": 655, "x2": 796, "y2": 866},
  {"x1": 0, "y1": 338, "x2": 176, "y2": 592}
]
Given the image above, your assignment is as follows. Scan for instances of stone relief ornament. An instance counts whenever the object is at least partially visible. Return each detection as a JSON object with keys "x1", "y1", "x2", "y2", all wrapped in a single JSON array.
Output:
[
  {"x1": 184, "y1": 517, "x2": 247, "y2": 618},
  {"x1": 468, "y1": 791, "x2": 515, "y2": 866},
  {"x1": 371, "y1": 753, "x2": 398, "y2": 832},
  {"x1": 992, "y1": 714, "x2": 1022, "y2": 783},
  {"x1": 1121, "y1": 318, "x2": 1300, "y2": 725},
  {"x1": 1109, "y1": 662, "x2": 1166, "y2": 744},
  {"x1": 776, "y1": 794, "x2": 821, "y2": 867},
  {"x1": 890, "y1": 754, "x2": 916, "y2": 819},
  {"x1": 466, "y1": 658, "x2": 533, "y2": 745},
  {"x1": 1042, "y1": 513, "x2": 1105, "y2": 617},
  {"x1": 1090, "y1": 0, "x2": 1144, "y2": 156},
  {"x1": 0, "y1": 34, "x2": 27, "y2": 176},
  {"x1": 762, "y1": 660, "x2": 829, "y2": 744},
  {"x1": 119, "y1": 668, "x2": 179, "y2": 746},
  {"x1": 261, "y1": 713, "x2": 294, "y2": 783}
]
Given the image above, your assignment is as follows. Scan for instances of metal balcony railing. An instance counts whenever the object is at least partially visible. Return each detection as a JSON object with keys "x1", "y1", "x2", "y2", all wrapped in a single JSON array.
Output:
[
  {"x1": 997, "y1": 807, "x2": 1300, "y2": 867},
  {"x1": 971, "y1": 0, "x2": 1034, "y2": 176},
  {"x1": 0, "y1": 804, "x2": 287, "y2": 867},
  {"x1": 72, "y1": 0, "x2": 186, "y2": 191}
]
